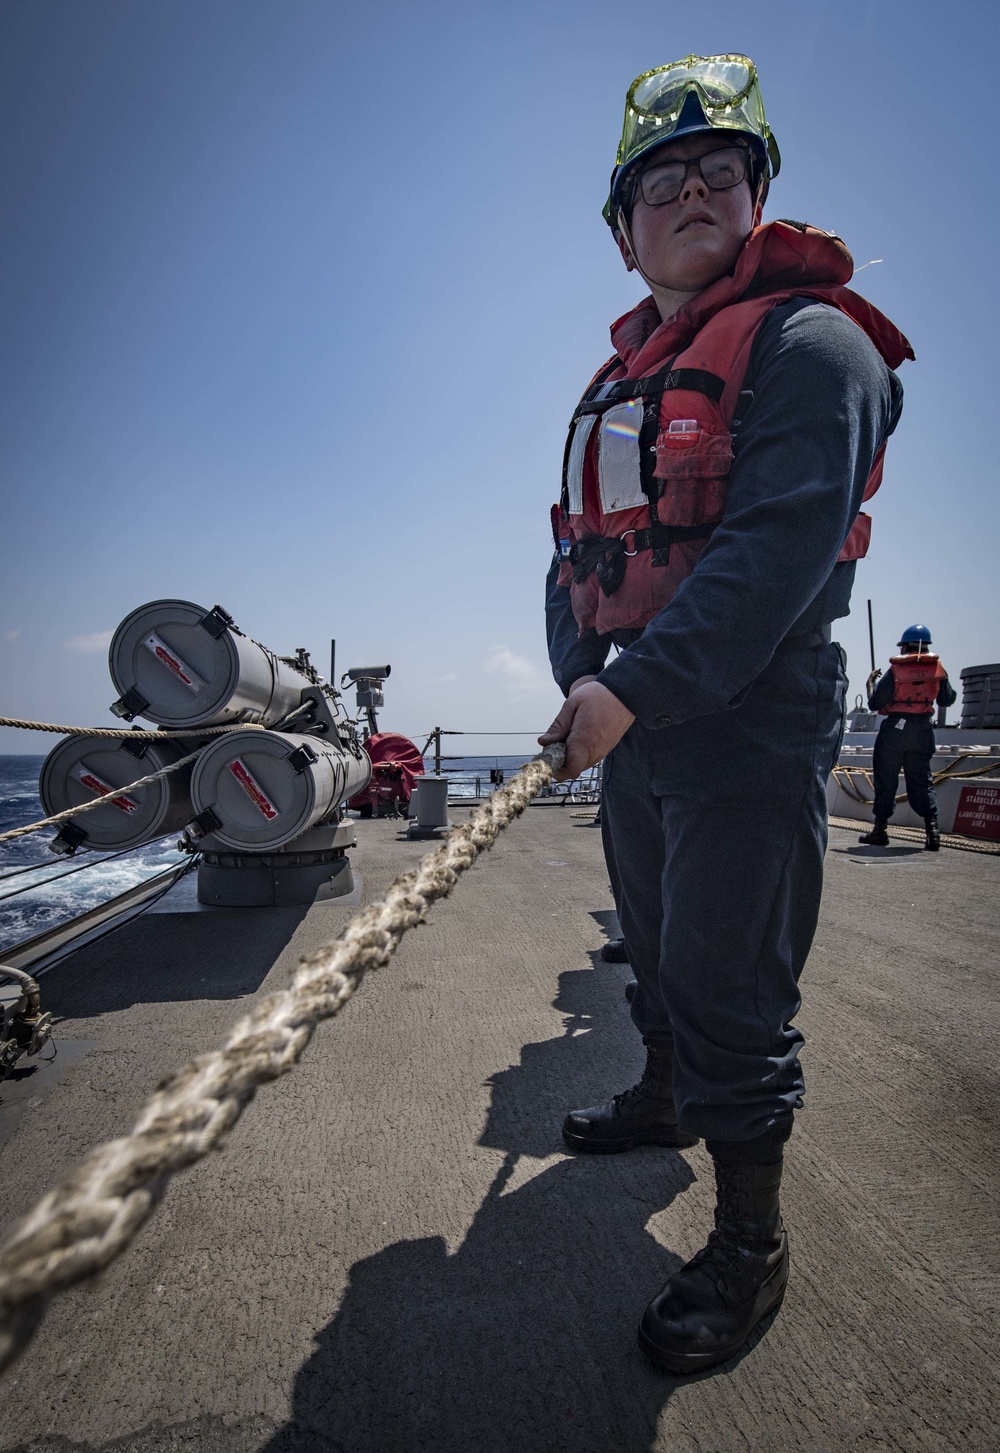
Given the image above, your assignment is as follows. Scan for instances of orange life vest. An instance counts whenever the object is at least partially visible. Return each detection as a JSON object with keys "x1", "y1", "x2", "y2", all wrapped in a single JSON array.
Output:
[
  {"x1": 552, "y1": 221, "x2": 914, "y2": 637},
  {"x1": 882, "y1": 654, "x2": 947, "y2": 715}
]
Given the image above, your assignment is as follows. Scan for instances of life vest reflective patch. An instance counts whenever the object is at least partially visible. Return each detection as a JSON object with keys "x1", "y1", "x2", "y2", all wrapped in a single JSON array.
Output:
[
  {"x1": 883, "y1": 654, "x2": 947, "y2": 715},
  {"x1": 598, "y1": 401, "x2": 646, "y2": 513},
  {"x1": 564, "y1": 414, "x2": 595, "y2": 515}
]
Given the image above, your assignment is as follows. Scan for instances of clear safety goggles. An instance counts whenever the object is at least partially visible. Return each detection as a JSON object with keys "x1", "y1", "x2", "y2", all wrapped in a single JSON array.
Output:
[{"x1": 617, "y1": 54, "x2": 779, "y2": 177}]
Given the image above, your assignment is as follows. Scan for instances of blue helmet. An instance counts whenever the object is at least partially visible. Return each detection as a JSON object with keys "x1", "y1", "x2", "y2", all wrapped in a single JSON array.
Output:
[{"x1": 898, "y1": 624, "x2": 932, "y2": 647}]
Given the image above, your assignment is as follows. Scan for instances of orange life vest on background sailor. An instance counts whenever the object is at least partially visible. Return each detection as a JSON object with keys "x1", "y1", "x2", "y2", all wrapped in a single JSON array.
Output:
[
  {"x1": 860, "y1": 625, "x2": 957, "y2": 848},
  {"x1": 878, "y1": 650, "x2": 947, "y2": 714}
]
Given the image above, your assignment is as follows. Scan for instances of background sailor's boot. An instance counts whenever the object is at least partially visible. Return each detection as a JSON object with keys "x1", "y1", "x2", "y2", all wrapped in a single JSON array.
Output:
[
  {"x1": 924, "y1": 815, "x2": 941, "y2": 851},
  {"x1": 562, "y1": 1034, "x2": 697, "y2": 1152},
  {"x1": 637, "y1": 1158, "x2": 788, "y2": 1373},
  {"x1": 858, "y1": 819, "x2": 889, "y2": 845}
]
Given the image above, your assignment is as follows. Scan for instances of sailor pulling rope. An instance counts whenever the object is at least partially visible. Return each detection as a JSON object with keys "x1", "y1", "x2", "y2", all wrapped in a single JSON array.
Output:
[{"x1": 0, "y1": 743, "x2": 565, "y2": 1374}]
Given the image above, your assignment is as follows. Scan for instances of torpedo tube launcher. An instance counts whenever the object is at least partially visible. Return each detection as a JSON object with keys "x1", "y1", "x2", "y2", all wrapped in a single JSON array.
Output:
[
  {"x1": 108, "y1": 599, "x2": 316, "y2": 728},
  {"x1": 189, "y1": 729, "x2": 371, "y2": 852},
  {"x1": 36, "y1": 598, "x2": 394, "y2": 905},
  {"x1": 39, "y1": 734, "x2": 197, "y2": 853}
]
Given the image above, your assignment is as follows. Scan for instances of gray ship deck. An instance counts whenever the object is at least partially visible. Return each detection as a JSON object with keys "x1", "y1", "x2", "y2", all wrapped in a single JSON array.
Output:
[{"x1": 1, "y1": 803, "x2": 997, "y2": 1452}]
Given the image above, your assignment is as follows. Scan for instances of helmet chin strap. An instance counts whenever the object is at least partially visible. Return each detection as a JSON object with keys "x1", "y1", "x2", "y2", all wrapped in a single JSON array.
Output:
[{"x1": 617, "y1": 208, "x2": 667, "y2": 292}]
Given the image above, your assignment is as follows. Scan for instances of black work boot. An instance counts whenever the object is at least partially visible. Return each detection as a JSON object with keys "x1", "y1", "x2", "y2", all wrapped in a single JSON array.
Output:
[
  {"x1": 600, "y1": 937, "x2": 630, "y2": 963},
  {"x1": 638, "y1": 1159, "x2": 788, "y2": 1374},
  {"x1": 562, "y1": 1035, "x2": 697, "y2": 1153},
  {"x1": 924, "y1": 815, "x2": 941, "y2": 852},
  {"x1": 624, "y1": 978, "x2": 637, "y2": 1004},
  {"x1": 858, "y1": 819, "x2": 889, "y2": 846}
]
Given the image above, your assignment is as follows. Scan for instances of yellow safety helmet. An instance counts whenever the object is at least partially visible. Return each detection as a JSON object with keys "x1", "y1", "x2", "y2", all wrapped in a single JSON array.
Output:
[{"x1": 605, "y1": 54, "x2": 781, "y2": 228}]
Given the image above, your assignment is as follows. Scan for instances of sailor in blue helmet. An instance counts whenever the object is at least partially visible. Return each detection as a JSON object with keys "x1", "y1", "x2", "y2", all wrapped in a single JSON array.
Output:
[
  {"x1": 540, "y1": 54, "x2": 913, "y2": 1371},
  {"x1": 859, "y1": 625, "x2": 956, "y2": 850}
]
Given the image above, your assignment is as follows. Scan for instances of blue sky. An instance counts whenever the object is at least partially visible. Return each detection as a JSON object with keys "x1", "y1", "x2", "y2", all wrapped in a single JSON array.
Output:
[{"x1": 2, "y1": 0, "x2": 998, "y2": 756}]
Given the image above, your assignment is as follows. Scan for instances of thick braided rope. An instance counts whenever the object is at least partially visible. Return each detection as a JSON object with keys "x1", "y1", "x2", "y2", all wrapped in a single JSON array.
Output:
[
  {"x1": 0, "y1": 743, "x2": 565, "y2": 1372},
  {"x1": 0, "y1": 717, "x2": 266, "y2": 739},
  {"x1": 832, "y1": 757, "x2": 999, "y2": 809},
  {"x1": 827, "y1": 814, "x2": 1000, "y2": 855},
  {"x1": 0, "y1": 750, "x2": 207, "y2": 845}
]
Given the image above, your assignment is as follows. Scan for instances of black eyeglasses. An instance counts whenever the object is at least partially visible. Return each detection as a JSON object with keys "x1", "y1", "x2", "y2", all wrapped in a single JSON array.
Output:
[{"x1": 636, "y1": 145, "x2": 750, "y2": 207}]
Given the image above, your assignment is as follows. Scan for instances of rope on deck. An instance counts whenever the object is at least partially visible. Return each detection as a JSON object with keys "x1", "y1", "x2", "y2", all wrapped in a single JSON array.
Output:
[
  {"x1": 0, "y1": 743, "x2": 565, "y2": 1374},
  {"x1": 831, "y1": 756, "x2": 1000, "y2": 807},
  {"x1": 828, "y1": 815, "x2": 1000, "y2": 855}
]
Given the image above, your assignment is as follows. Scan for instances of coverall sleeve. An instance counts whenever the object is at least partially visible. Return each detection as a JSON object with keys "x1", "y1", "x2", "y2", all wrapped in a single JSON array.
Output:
[
  {"x1": 596, "y1": 301, "x2": 902, "y2": 726},
  {"x1": 545, "y1": 554, "x2": 612, "y2": 696},
  {"x1": 868, "y1": 670, "x2": 896, "y2": 711},
  {"x1": 938, "y1": 674, "x2": 958, "y2": 709}
]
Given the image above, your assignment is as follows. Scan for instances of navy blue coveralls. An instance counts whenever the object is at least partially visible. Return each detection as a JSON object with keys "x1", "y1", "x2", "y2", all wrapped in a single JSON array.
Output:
[
  {"x1": 547, "y1": 298, "x2": 903, "y2": 1145},
  {"x1": 867, "y1": 669, "x2": 956, "y2": 822}
]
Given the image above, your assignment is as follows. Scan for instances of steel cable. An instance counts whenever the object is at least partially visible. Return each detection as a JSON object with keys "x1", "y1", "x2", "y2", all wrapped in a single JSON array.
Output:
[{"x1": 0, "y1": 837, "x2": 181, "y2": 904}]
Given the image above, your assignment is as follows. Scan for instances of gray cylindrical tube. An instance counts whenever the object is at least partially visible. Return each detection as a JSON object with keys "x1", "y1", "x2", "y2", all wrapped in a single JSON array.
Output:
[
  {"x1": 190, "y1": 729, "x2": 371, "y2": 850},
  {"x1": 415, "y1": 776, "x2": 449, "y2": 828},
  {"x1": 109, "y1": 599, "x2": 310, "y2": 728},
  {"x1": 38, "y1": 736, "x2": 196, "y2": 850}
]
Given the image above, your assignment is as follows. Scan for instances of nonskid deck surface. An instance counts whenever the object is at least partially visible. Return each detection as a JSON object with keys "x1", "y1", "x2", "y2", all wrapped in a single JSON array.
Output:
[{"x1": 0, "y1": 805, "x2": 997, "y2": 1452}]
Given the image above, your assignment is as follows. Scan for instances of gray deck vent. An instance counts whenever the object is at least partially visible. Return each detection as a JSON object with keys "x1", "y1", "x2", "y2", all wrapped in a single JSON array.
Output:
[{"x1": 960, "y1": 664, "x2": 1000, "y2": 730}]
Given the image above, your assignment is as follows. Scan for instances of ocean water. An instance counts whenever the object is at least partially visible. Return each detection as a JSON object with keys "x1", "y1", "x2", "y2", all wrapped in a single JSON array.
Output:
[{"x1": 0, "y1": 753, "x2": 536, "y2": 955}]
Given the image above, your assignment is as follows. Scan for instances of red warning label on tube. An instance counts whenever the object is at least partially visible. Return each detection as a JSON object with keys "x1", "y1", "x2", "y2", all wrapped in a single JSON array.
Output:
[
  {"x1": 142, "y1": 633, "x2": 202, "y2": 693},
  {"x1": 229, "y1": 758, "x2": 278, "y2": 820},
  {"x1": 76, "y1": 766, "x2": 139, "y2": 815}
]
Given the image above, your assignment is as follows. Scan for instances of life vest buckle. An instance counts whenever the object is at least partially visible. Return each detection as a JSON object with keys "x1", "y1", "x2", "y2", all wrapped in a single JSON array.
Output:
[{"x1": 620, "y1": 529, "x2": 639, "y2": 557}]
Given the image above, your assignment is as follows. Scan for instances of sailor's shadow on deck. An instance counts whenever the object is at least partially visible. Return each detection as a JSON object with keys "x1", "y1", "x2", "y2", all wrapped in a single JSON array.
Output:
[
  {"x1": 589, "y1": 905, "x2": 620, "y2": 938},
  {"x1": 40, "y1": 907, "x2": 309, "y2": 1017},
  {"x1": 263, "y1": 963, "x2": 701, "y2": 1453}
]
